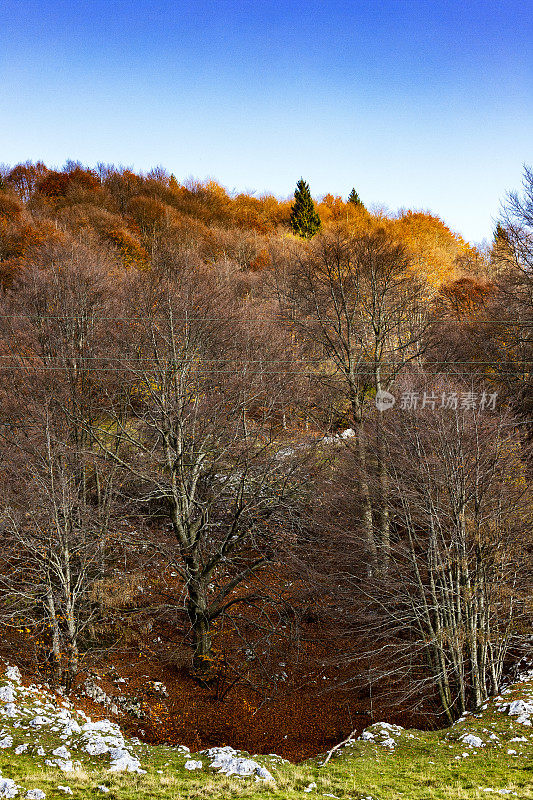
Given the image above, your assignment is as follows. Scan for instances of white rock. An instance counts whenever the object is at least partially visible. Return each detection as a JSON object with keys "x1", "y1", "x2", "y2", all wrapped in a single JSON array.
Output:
[
  {"x1": 45, "y1": 759, "x2": 73, "y2": 773},
  {"x1": 376, "y1": 722, "x2": 403, "y2": 732},
  {"x1": 207, "y1": 748, "x2": 273, "y2": 781},
  {"x1": 461, "y1": 734, "x2": 484, "y2": 748},
  {"x1": 14, "y1": 745, "x2": 28, "y2": 755},
  {"x1": 30, "y1": 717, "x2": 52, "y2": 728},
  {"x1": 26, "y1": 791, "x2": 46, "y2": 800},
  {"x1": 0, "y1": 777, "x2": 18, "y2": 798},
  {"x1": 82, "y1": 720, "x2": 119, "y2": 735},
  {"x1": 184, "y1": 760, "x2": 203, "y2": 770},
  {"x1": 381, "y1": 737, "x2": 395, "y2": 748},
  {"x1": 85, "y1": 740, "x2": 109, "y2": 756},
  {"x1": 0, "y1": 737, "x2": 13, "y2": 749},
  {"x1": 52, "y1": 747, "x2": 70, "y2": 760},
  {"x1": 204, "y1": 745, "x2": 235, "y2": 759},
  {"x1": 0, "y1": 688, "x2": 15, "y2": 704},
  {"x1": 108, "y1": 751, "x2": 145, "y2": 774},
  {"x1": 507, "y1": 700, "x2": 533, "y2": 718},
  {"x1": 60, "y1": 720, "x2": 81, "y2": 736},
  {"x1": 255, "y1": 765, "x2": 274, "y2": 780},
  {"x1": 5, "y1": 667, "x2": 21, "y2": 684}
]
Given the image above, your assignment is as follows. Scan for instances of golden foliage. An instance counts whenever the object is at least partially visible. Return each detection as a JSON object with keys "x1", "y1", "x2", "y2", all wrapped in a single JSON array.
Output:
[{"x1": 392, "y1": 210, "x2": 472, "y2": 290}]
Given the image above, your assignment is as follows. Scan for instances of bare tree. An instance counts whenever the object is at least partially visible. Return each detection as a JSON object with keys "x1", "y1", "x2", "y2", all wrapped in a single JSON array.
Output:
[
  {"x1": 275, "y1": 228, "x2": 427, "y2": 575},
  {"x1": 0, "y1": 408, "x2": 116, "y2": 690},
  {"x1": 490, "y1": 166, "x2": 533, "y2": 423},
  {"x1": 377, "y1": 389, "x2": 531, "y2": 721},
  {"x1": 0, "y1": 239, "x2": 121, "y2": 688},
  {"x1": 498, "y1": 165, "x2": 533, "y2": 286},
  {"x1": 90, "y1": 268, "x2": 303, "y2": 680},
  {"x1": 304, "y1": 378, "x2": 532, "y2": 723},
  {"x1": 0, "y1": 238, "x2": 122, "y2": 497}
]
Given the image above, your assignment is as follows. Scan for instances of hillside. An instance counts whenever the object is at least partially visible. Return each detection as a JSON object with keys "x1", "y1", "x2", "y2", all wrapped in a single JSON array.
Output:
[
  {"x1": 0, "y1": 162, "x2": 531, "y2": 796},
  {"x1": 0, "y1": 661, "x2": 531, "y2": 800}
]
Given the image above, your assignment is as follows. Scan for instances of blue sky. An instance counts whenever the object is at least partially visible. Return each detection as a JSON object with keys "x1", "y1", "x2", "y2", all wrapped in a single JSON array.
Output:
[{"x1": 0, "y1": 0, "x2": 531, "y2": 243}]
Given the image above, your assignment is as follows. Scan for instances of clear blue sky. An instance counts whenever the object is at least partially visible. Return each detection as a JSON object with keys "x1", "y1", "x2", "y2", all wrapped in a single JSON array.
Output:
[{"x1": 0, "y1": 0, "x2": 531, "y2": 243}]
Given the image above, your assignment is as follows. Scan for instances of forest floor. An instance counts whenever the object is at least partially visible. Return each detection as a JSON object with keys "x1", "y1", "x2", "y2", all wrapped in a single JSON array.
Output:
[
  {"x1": 0, "y1": 560, "x2": 432, "y2": 762},
  {"x1": 0, "y1": 661, "x2": 531, "y2": 800}
]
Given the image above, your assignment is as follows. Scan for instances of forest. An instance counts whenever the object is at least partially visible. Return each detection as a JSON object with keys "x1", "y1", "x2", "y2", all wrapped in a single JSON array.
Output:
[{"x1": 0, "y1": 160, "x2": 531, "y2": 758}]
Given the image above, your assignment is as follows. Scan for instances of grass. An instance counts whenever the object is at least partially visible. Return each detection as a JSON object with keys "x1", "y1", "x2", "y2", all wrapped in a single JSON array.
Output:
[{"x1": 0, "y1": 674, "x2": 531, "y2": 799}]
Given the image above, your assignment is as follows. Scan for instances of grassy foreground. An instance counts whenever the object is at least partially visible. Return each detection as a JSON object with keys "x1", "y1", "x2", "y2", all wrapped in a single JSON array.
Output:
[{"x1": 0, "y1": 667, "x2": 531, "y2": 800}]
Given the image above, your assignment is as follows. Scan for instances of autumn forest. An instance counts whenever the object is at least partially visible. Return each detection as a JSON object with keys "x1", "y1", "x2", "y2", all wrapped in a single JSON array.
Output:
[{"x1": 0, "y1": 160, "x2": 531, "y2": 757}]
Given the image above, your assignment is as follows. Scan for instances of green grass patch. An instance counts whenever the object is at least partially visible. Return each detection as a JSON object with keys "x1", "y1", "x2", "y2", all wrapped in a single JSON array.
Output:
[{"x1": 0, "y1": 673, "x2": 531, "y2": 799}]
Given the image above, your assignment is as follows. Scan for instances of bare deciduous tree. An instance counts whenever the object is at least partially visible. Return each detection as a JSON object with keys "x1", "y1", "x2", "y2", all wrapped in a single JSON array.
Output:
[
  {"x1": 90, "y1": 268, "x2": 303, "y2": 680},
  {"x1": 0, "y1": 239, "x2": 121, "y2": 689},
  {"x1": 275, "y1": 228, "x2": 427, "y2": 575},
  {"x1": 0, "y1": 409, "x2": 116, "y2": 690},
  {"x1": 367, "y1": 389, "x2": 531, "y2": 721}
]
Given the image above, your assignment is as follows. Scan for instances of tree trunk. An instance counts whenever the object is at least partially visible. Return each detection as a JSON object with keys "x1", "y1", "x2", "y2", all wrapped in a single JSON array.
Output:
[
  {"x1": 46, "y1": 585, "x2": 62, "y2": 687},
  {"x1": 190, "y1": 613, "x2": 213, "y2": 681},
  {"x1": 64, "y1": 605, "x2": 78, "y2": 694},
  {"x1": 187, "y1": 578, "x2": 215, "y2": 682},
  {"x1": 375, "y1": 412, "x2": 390, "y2": 575},
  {"x1": 350, "y1": 392, "x2": 377, "y2": 575}
]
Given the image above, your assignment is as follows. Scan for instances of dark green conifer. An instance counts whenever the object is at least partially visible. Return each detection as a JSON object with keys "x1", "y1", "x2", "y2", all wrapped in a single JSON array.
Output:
[
  {"x1": 348, "y1": 187, "x2": 364, "y2": 207},
  {"x1": 290, "y1": 179, "x2": 321, "y2": 238},
  {"x1": 493, "y1": 222, "x2": 509, "y2": 245}
]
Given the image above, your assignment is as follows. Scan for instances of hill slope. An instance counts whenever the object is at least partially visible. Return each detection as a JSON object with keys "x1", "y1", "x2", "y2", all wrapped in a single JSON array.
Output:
[{"x1": 0, "y1": 663, "x2": 532, "y2": 799}]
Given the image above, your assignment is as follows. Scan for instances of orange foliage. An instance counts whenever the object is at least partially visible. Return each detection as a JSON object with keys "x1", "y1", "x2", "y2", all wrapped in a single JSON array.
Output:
[
  {"x1": 317, "y1": 193, "x2": 346, "y2": 224},
  {"x1": 316, "y1": 194, "x2": 373, "y2": 235},
  {"x1": 171, "y1": 180, "x2": 232, "y2": 226},
  {"x1": 436, "y1": 276, "x2": 494, "y2": 320},
  {"x1": 127, "y1": 195, "x2": 169, "y2": 234},
  {"x1": 103, "y1": 227, "x2": 149, "y2": 268},
  {"x1": 7, "y1": 161, "x2": 48, "y2": 201},
  {"x1": 57, "y1": 203, "x2": 149, "y2": 268},
  {"x1": 0, "y1": 218, "x2": 64, "y2": 286},
  {"x1": 0, "y1": 194, "x2": 23, "y2": 220},
  {"x1": 249, "y1": 248, "x2": 271, "y2": 271},
  {"x1": 232, "y1": 194, "x2": 269, "y2": 231},
  {"x1": 392, "y1": 210, "x2": 471, "y2": 290},
  {"x1": 38, "y1": 167, "x2": 100, "y2": 198},
  {"x1": 0, "y1": 160, "x2": 483, "y2": 297},
  {"x1": 168, "y1": 212, "x2": 220, "y2": 257}
]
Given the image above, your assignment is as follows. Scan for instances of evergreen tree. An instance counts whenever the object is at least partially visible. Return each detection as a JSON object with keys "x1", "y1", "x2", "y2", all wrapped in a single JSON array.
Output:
[
  {"x1": 492, "y1": 222, "x2": 513, "y2": 265},
  {"x1": 348, "y1": 187, "x2": 364, "y2": 207},
  {"x1": 290, "y1": 179, "x2": 321, "y2": 238},
  {"x1": 493, "y1": 222, "x2": 509, "y2": 246}
]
